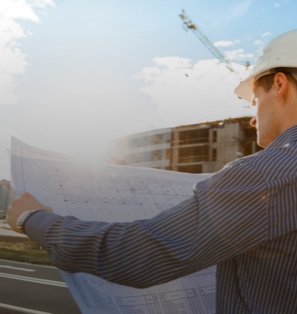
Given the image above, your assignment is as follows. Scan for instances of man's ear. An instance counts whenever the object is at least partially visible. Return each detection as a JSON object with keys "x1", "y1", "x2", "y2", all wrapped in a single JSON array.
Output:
[{"x1": 274, "y1": 72, "x2": 289, "y2": 98}]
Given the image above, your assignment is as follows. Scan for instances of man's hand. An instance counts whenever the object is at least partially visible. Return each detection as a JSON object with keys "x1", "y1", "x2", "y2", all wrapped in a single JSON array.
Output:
[{"x1": 7, "y1": 192, "x2": 53, "y2": 233}]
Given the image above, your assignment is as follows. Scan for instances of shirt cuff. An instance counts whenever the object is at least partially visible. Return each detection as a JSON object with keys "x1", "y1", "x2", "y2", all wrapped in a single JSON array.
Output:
[{"x1": 23, "y1": 210, "x2": 61, "y2": 248}]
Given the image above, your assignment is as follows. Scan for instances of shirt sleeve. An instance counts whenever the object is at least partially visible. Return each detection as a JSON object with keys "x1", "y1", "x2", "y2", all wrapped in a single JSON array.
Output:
[{"x1": 24, "y1": 159, "x2": 270, "y2": 289}]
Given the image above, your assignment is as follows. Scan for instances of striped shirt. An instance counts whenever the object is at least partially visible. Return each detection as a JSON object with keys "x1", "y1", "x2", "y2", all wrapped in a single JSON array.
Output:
[{"x1": 25, "y1": 125, "x2": 297, "y2": 314}]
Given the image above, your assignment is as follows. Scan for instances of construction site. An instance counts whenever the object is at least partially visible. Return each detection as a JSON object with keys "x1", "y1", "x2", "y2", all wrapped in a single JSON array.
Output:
[
  {"x1": 109, "y1": 116, "x2": 262, "y2": 174},
  {"x1": 109, "y1": 12, "x2": 259, "y2": 174}
]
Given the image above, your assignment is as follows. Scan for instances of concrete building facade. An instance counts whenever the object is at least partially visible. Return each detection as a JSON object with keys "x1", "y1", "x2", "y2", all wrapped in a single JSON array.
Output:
[
  {"x1": 109, "y1": 128, "x2": 172, "y2": 170},
  {"x1": 108, "y1": 117, "x2": 262, "y2": 174}
]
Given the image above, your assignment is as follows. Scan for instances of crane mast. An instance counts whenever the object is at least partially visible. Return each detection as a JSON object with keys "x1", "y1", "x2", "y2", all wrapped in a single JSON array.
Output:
[{"x1": 179, "y1": 10, "x2": 235, "y2": 73}]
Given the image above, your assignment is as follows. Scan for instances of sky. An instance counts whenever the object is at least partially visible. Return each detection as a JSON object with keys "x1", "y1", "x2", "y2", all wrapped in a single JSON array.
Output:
[{"x1": 0, "y1": 0, "x2": 297, "y2": 179}]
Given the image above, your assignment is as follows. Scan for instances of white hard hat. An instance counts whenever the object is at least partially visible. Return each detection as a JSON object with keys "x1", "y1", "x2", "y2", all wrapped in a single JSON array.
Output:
[{"x1": 235, "y1": 29, "x2": 297, "y2": 102}]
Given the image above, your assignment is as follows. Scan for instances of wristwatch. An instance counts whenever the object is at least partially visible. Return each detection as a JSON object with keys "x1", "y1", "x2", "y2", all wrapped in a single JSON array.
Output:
[{"x1": 16, "y1": 209, "x2": 39, "y2": 233}]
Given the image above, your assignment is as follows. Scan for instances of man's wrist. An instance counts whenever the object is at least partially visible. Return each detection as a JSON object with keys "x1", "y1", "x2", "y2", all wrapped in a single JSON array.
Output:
[{"x1": 16, "y1": 209, "x2": 41, "y2": 234}]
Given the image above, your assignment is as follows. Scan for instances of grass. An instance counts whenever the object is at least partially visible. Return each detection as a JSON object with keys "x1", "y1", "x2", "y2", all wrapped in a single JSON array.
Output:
[{"x1": 0, "y1": 235, "x2": 52, "y2": 265}]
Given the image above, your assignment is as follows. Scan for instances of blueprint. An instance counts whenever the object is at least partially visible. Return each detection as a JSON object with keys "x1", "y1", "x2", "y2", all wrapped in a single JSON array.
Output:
[{"x1": 11, "y1": 137, "x2": 216, "y2": 314}]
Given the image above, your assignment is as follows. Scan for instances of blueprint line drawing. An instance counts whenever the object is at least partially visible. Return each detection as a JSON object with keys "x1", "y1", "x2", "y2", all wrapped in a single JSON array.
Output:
[{"x1": 11, "y1": 137, "x2": 216, "y2": 314}]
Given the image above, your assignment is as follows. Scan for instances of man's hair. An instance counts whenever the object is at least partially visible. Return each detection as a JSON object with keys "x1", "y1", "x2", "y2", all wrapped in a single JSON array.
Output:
[
  {"x1": 255, "y1": 68, "x2": 297, "y2": 92},
  {"x1": 255, "y1": 73, "x2": 275, "y2": 92}
]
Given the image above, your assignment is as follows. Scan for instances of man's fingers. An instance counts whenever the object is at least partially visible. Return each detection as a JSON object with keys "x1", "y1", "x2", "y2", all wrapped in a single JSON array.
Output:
[
  {"x1": 21, "y1": 192, "x2": 38, "y2": 204},
  {"x1": 7, "y1": 192, "x2": 53, "y2": 233},
  {"x1": 15, "y1": 192, "x2": 52, "y2": 212}
]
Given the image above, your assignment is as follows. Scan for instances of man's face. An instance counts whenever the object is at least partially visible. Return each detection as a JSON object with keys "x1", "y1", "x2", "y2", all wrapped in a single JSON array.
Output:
[{"x1": 250, "y1": 80, "x2": 280, "y2": 148}]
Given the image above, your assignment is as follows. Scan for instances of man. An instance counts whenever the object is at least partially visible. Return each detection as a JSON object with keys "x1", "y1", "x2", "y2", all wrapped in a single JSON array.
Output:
[{"x1": 8, "y1": 30, "x2": 297, "y2": 313}]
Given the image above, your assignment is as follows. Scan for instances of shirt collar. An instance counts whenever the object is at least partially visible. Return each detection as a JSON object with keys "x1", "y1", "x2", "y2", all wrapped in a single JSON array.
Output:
[{"x1": 266, "y1": 124, "x2": 297, "y2": 149}]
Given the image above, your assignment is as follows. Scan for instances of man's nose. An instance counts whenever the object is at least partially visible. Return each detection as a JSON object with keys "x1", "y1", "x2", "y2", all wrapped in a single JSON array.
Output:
[{"x1": 250, "y1": 116, "x2": 257, "y2": 127}]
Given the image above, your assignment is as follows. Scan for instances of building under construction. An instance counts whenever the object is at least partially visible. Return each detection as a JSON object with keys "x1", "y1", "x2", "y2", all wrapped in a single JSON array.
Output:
[{"x1": 108, "y1": 117, "x2": 262, "y2": 174}]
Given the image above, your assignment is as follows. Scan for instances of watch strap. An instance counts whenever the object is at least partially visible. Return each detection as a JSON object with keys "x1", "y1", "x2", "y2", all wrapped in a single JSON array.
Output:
[{"x1": 16, "y1": 209, "x2": 40, "y2": 233}]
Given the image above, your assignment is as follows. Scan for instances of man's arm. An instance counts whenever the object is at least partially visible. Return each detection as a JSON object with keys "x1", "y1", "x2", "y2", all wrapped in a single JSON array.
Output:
[{"x1": 7, "y1": 159, "x2": 270, "y2": 289}]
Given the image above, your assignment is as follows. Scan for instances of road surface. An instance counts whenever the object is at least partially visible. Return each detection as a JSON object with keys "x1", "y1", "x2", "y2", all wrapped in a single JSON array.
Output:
[{"x1": 0, "y1": 259, "x2": 81, "y2": 314}]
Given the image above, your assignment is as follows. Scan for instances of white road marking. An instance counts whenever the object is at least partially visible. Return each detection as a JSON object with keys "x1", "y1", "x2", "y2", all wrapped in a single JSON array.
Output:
[
  {"x1": 0, "y1": 302, "x2": 52, "y2": 313},
  {"x1": 0, "y1": 258, "x2": 56, "y2": 269},
  {"x1": 0, "y1": 272, "x2": 67, "y2": 287},
  {"x1": 0, "y1": 265, "x2": 35, "y2": 272}
]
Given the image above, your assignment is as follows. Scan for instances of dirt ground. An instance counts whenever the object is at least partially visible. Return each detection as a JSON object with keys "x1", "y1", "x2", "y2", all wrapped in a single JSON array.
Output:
[
  {"x1": 0, "y1": 235, "x2": 51, "y2": 265},
  {"x1": 0, "y1": 235, "x2": 39, "y2": 249}
]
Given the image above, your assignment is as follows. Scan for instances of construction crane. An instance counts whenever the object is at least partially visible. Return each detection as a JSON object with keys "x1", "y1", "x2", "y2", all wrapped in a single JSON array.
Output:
[{"x1": 179, "y1": 10, "x2": 235, "y2": 73}]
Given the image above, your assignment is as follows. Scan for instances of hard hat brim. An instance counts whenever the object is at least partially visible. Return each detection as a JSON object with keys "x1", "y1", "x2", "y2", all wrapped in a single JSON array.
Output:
[{"x1": 234, "y1": 67, "x2": 297, "y2": 102}]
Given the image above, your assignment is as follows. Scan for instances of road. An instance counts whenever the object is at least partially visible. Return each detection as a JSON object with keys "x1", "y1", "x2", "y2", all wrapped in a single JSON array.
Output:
[{"x1": 0, "y1": 259, "x2": 81, "y2": 314}]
